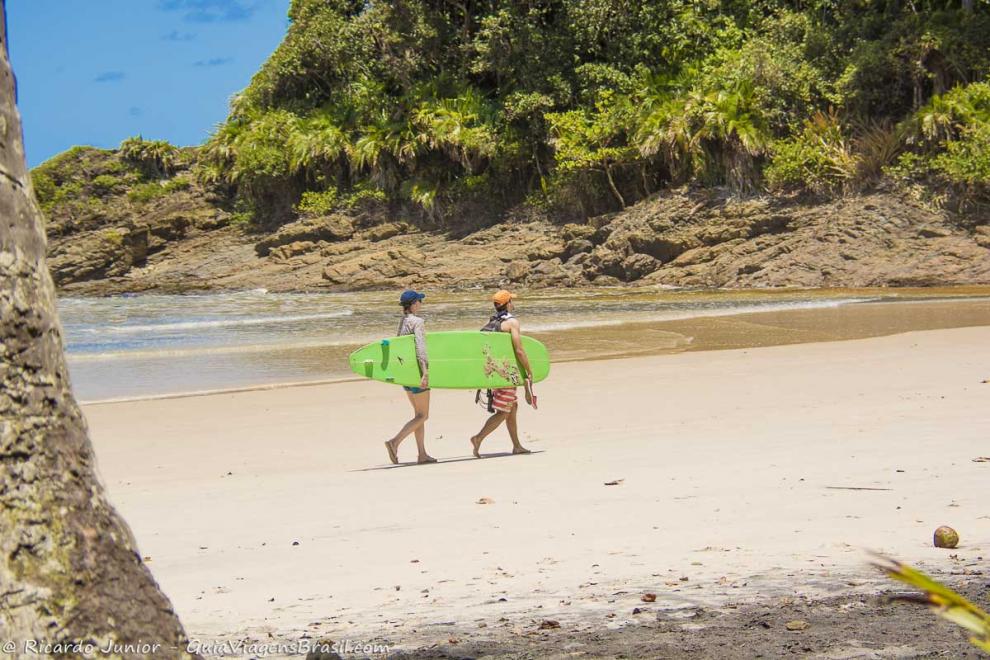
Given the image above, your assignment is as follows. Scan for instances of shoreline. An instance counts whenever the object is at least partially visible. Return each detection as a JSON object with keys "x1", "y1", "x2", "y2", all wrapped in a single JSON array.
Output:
[
  {"x1": 77, "y1": 294, "x2": 990, "y2": 405},
  {"x1": 82, "y1": 326, "x2": 990, "y2": 656}
]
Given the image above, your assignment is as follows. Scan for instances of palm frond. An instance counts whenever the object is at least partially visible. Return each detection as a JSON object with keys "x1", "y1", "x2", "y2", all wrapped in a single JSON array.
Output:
[{"x1": 872, "y1": 553, "x2": 990, "y2": 652}]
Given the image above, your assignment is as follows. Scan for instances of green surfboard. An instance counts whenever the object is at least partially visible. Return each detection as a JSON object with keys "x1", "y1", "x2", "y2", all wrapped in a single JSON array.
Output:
[{"x1": 348, "y1": 331, "x2": 550, "y2": 389}]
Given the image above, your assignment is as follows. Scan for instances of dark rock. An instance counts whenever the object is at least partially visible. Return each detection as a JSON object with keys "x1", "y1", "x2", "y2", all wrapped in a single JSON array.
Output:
[
  {"x1": 122, "y1": 226, "x2": 149, "y2": 267},
  {"x1": 256, "y1": 215, "x2": 354, "y2": 256},
  {"x1": 564, "y1": 239, "x2": 594, "y2": 259},
  {"x1": 628, "y1": 233, "x2": 702, "y2": 262},
  {"x1": 586, "y1": 247, "x2": 625, "y2": 279},
  {"x1": 622, "y1": 253, "x2": 660, "y2": 280},
  {"x1": 149, "y1": 215, "x2": 191, "y2": 241},
  {"x1": 918, "y1": 225, "x2": 953, "y2": 238},
  {"x1": 561, "y1": 223, "x2": 596, "y2": 242},
  {"x1": 566, "y1": 251, "x2": 591, "y2": 266}
]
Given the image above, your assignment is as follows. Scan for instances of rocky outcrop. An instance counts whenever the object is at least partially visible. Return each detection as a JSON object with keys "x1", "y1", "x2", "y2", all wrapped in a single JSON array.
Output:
[
  {"x1": 48, "y1": 225, "x2": 148, "y2": 283},
  {"x1": 47, "y1": 186, "x2": 990, "y2": 295},
  {"x1": 254, "y1": 214, "x2": 354, "y2": 256}
]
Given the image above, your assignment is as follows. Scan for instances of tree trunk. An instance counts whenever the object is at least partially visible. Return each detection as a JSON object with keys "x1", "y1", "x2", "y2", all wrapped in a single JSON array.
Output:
[
  {"x1": 602, "y1": 163, "x2": 625, "y2": 208},
  {"x1": 0, "y1": 4, "x2": 196, "y2": 657}
]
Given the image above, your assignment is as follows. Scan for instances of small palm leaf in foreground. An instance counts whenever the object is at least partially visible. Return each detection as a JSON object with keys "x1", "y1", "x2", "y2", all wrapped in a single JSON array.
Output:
[{"x1": 872, "y1": 553, "x2": 990, "y2": 652}]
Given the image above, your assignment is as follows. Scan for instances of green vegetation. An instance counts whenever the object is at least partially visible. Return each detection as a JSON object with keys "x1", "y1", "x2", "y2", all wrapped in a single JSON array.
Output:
[
  {"x1": 194, "y1": 0, "x2": 990, "y2": 223},
  {"x1": 103, "y1": 229, "x2": 125, "y2": 246},
  {"x1": 119, "y1": 136, "x2": 179, "y2": 179},
  {"x1": 29, "y1": 137, "x2": 200, "y2": 232},
  {"x1": 887, "y1": 82, "x2": 990, "y2": 207},
  {"x1": 33, "y1": 1, "x2": 990, "y2": 227},
  {"x1": 30, "y1": 146, "x2": 107, "y2": 213},
  {"x1": 296, "y1": 189, "x2": 339, "y2": 216},
  {"x1": 875, "y1": 554, "x2": 990, "y2": 653},
  {"x1": 127, "y1": 181, "x2": 169, "y2": 205}
]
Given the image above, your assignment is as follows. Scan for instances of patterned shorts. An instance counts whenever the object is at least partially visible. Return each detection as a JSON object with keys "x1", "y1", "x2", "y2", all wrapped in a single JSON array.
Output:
[{"x1": 491, "y1": 387, "x2": 518, "y2": 413}]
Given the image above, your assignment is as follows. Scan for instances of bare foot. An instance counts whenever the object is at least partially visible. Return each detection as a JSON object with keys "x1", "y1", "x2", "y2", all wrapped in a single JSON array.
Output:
[
  {"x1": 417, "y1": 455, "x2": 437, "y2": 464},
  {"x1": 384, "y1": 440, "x2": 398, "y2": 465},
  {"x1": 470, "y1": 435, "x2": 483, "y2": 458},
  {"x1": 512, "y1": 446, "x2": 531, "y2": 455}
]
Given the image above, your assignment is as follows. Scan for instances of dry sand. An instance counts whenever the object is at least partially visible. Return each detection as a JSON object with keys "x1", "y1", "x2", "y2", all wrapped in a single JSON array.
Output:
[{"x1": 82, "y1": 326, "x2": 990, "y2": 656}]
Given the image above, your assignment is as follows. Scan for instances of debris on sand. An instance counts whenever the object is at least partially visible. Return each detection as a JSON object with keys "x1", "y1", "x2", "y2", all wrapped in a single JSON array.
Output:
[
  {"x1": 934, "y1": 525, "x2": 960, "y2": 549},
  {"x1": 538, "y1": 619, "x2": 561, "y2": 630},
  {"x1": 785, "y1": 620, "x2": 810, "y2": 631},
  {"x1": 477, "y1": 497, "x2": 495, "y2": 504},
  {"x1": 604, "y1": 479, "x2": 624, "y2": 486},
  {"x1": 641, "y1": 593, "x2": 657, "y2": 602}
]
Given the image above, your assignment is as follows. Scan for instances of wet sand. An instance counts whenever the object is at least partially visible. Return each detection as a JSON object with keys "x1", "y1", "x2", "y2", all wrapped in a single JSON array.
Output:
[
  {"x1": 81, "y1": 319, "x2": 990, "y2": 656},
  {"x1": 538, "y1": 296, "x2": 990, "y2": 361}
]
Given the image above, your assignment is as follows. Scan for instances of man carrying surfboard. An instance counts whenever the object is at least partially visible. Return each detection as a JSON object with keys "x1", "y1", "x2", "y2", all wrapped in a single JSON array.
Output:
[
  {"x1": 470, "y1": 290, "x2": 537, "y2": 458},
  {"x1": 385, "y1": 290, "x2": 437, "y2": 465}
]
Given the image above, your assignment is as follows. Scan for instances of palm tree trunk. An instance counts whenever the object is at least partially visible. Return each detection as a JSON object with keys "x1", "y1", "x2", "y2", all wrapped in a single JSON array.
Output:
[{"x1": 0, "y1": 5, "x2": 196, "y2": 656}]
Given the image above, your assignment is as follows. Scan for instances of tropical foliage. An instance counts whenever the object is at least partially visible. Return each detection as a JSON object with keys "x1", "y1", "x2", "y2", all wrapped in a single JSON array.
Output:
[
  {"x1": 887, "y1": 81, "x2": 990, "y2": 207},
  {"x1": 874, "y1": 554, "x2": 990, "y2": 653},
  {"x1": 119, "y1": 136, "x2": 180, "y2": 178},
  {"x1": 252, "y1": 1, "x2": 990, "y2": 221},
  {"x1": 35, "y1": 1, "x2": 990, "y2": 225}
]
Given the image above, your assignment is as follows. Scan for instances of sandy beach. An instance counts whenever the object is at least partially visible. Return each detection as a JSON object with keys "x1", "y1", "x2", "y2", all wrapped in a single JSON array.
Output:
[{"x1": 82, "y1": 324, "x2": 990, "y2": 657}]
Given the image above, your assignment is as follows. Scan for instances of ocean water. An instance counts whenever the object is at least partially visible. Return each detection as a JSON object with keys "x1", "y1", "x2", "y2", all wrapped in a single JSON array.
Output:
[{"x1": 58, "y1": 287, "x2": 990, "y2": 402}]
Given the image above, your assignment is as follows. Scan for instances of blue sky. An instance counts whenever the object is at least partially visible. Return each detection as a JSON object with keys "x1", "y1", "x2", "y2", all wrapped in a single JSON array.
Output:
[{"x1": 7, "y1": 0, "x2": 291, "y2": 167}]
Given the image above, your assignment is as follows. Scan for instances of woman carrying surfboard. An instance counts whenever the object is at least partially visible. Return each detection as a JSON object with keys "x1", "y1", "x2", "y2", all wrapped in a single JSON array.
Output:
[
  {"x1": 384, "y1": 290, "x2": 437, "y2": 465},
  {"x1": 470, "y1": 290, "x2": 537, "y2": 458}
]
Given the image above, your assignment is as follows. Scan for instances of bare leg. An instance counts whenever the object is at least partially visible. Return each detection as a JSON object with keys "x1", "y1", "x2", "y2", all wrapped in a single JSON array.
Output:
[
  {"x1": 506, "y1": 403, "x2": 529, "y2": 454},
  {"x1": 410, "y1": 391, "x2": 435, "y2": 463},
  {"x1": 470, "y1": 411, "x2": 507, "y2": 458},
  {"x1": 387, "y1": 390, "x2": 431, "y2": 463},
  {"x1": 414, "y1": 426, "x2": 435, "y2": 463}
]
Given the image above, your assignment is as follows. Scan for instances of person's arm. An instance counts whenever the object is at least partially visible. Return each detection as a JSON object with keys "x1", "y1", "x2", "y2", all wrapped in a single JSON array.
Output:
[
  {"x1": 506, "y1": 320, "x2": 532, "y2": 378},
  {"x1": 413, "y1": 318, "x2": 429, "y2": 388},
  {"x1": 507, "y1": 320, "x2": 537, "y2": 408}
]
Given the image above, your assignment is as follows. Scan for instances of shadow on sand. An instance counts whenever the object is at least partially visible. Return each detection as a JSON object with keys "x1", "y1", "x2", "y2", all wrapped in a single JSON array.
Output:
[{"x1": 353, "y1": 450, "x2": 546, "y2": 472}]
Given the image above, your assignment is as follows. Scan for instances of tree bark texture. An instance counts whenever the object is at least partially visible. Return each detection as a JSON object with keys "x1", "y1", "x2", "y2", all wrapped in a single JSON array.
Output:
[{"x1": 0, "y1": 4, "x2": 196, "y2": 657}]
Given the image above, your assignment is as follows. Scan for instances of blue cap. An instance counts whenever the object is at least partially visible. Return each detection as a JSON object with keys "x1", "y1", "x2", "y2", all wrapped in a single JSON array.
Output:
[{"x1": 400, "y1": 290, "x2": 426, "y2": 305}]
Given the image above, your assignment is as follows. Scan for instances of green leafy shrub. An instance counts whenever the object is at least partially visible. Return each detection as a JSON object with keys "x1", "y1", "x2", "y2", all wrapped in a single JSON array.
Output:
[
  {"x1": 119, "y1": 136, "x2": 179, "y2": 178},
  {"x1": 163, "y1": 176, "x2": 192, "y2": 193},
  {"x1": 932, "y1": 124, "x2": 990, "y2": 185},
  {"x1": 31, "y1": 171, "x2": 57, "y2": 209},
  {"x1": 90, "y1": 174, "x2": 124, "y2": 196},
  {"x1": 127, "y1": 181, "x2": 168, "y2": 205},
  {"x1": 766, "y1": 111, "x2": 858, "y2": 194},
  {"x1": 296, "y1": 188, "x2": 339, "y2": 215},
  {"x1": 888, "y1": 82, "x2": 990, "y2": 206},
  {"x1": 341, "y1": 185, "x2": 386, "y2": 211}
]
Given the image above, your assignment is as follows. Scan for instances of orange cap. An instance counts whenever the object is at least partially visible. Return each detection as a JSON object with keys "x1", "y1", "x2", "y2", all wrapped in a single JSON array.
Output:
[{"x1": 492, "y1": 290, "x2": 516, "y2": 306}]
